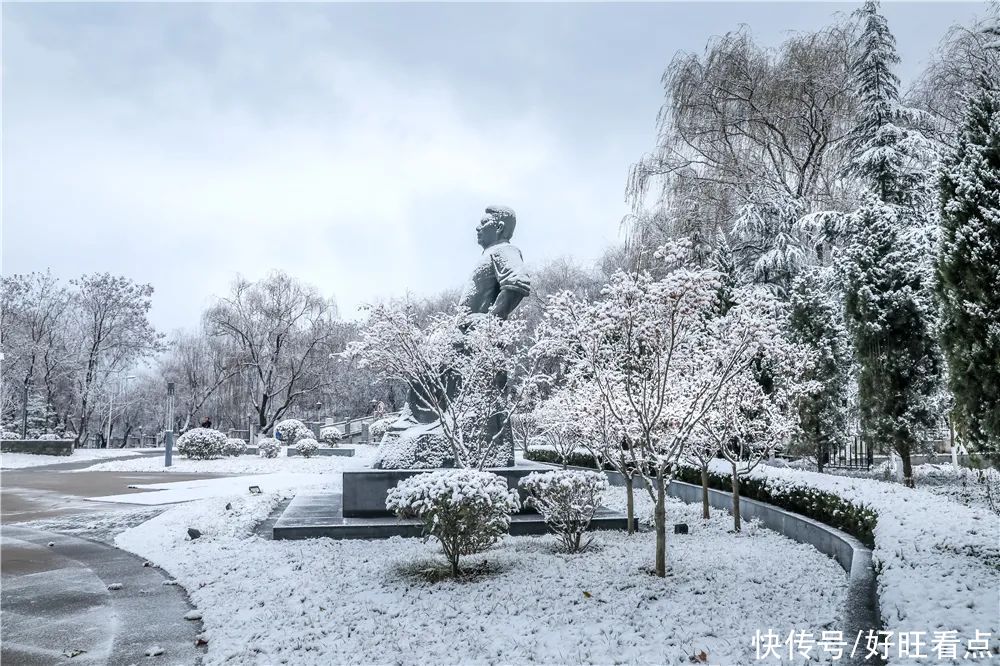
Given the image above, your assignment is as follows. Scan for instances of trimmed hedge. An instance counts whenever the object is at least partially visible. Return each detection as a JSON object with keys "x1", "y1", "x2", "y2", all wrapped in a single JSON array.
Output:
[{"x1": 525, "y1": 447, "x2": 877, "y2": 547}]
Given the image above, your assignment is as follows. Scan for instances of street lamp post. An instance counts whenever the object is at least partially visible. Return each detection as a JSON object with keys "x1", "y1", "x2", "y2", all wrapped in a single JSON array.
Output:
[
  {"x1": 106, "y1": 375, "x2": 136, "y2": 448},
  {"x1": 165, "y1": 382, "x2": 175, "y2": 467}
]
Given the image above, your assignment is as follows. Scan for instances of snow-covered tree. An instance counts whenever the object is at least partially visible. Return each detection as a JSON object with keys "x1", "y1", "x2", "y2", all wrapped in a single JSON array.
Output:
[
  {"x1": 347, "y1": 304, "x2": 538, "y2": 470},
  {"x1": 787, "y1": 267, "x2": 851, "y2": 471},
  {"x1": 66, "y1": 273, "x2": 163, "y2": 446},
  {"x1": 531, "y1": 389, "x2": 586, "y2": 469},
  {"x1": 842, "y1": 200, "x2": 942, "y2": 486},
  {"x1": 204, "y1": 271, "x2": 339, "y2": 434},
  {"x1": 700, "y1": 372, "x2": 797, "y2": 531},
  {"x1": 563, "y1": 379, "x2": 643, "y2": 534},
  {"x1": 0, "y1": 271, "x2": 72, "y2": 431},
  {"x1": 908, "y1": 10, "x2": 1000, "y2": 149},
  {"x1": 628, "y1": 22, "x2": 858, "y2": 288},
  {"x1": 683, "y1": 427, "x2": 722, "y2": 521},
  {"x1": 536, "y1": 242, "x2": 789, "y2": 576},
  {"x1": 845, "y1": 1, "x2": 933, "y2": 206},
  {"x1": 936, "y1": 85, "x2": 1000, "y2": 454}
]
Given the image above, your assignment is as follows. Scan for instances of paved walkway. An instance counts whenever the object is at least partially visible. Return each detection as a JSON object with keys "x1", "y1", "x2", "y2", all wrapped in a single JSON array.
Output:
[
  {"x1": 2, "y1": 525, "x2": 205, "y2": 664},
  {"x1": 1, "y1": 456, "x2": 225, "y2": 663}
]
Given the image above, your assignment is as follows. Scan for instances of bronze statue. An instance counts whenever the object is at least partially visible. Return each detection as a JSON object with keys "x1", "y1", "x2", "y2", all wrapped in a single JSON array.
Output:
[{"x1": 379, "y1": 206, "x2": 530, "y2": 468}]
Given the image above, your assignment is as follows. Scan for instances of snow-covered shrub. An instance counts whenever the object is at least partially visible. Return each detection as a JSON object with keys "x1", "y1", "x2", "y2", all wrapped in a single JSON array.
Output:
[
  {"x1": 222, "y1": 438, "x2": 247, "y2": 457},
  {"x1": 38, "y1": 433, "x2": 61, "y2": 441},
  {"x1": 376, "y1": 431, "x2": 453, "y2": 469},
  {"x1": 1, "y1": 430, "x2": 21, "y2": 440},
  {"x1": 274, "y1": 419, "x2": 312, "y2": 444},
  {"x1": 520, "y1": 470, "x2": 609, "y2": 552},
  {"x1": 177, "y1": 428, "x2": 227, "y2": 460},
  {"x1": 367, "y1": 415, "x2": 396, "y2": 443},
  {"x1": 319, "y1": 425, "x2": 343, "y2": 445},
  {"x1": 297, "y1": 437, "x2": 319, "y2": 458},
  {"x1": 258, "y1": 437, "x2": 281, "y2": 459},
  {"x1": 386, "y1": 469, "x2": 520, "y2": 576}
]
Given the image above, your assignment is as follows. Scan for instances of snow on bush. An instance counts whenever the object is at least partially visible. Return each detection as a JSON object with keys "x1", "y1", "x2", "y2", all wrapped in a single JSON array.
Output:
[
  {"x1": 222, "y1": 438, "x2": 247, "y2": 457},
  {"x1": 257, "y1": 437, "x2": 281, "y2": 459},
  {"x1": 274, "y1": 419, "x2": 312, "y2": 444},
  {"x1": 376, "y1": 431, "x2": 453, "y2": 469},
  {"x1": 38, "y1": 433, "x2": 62, "y2": 441},
  {"x1": 368, "y1": 415, "x2": 396, "y2": 443},
  {"x1": 1, "y1": 430, "x2": 21, "y2": 440},
  {"x1": 520, "y1": 470, "x2": 609, "y2": 552},
  {"x1": 297, "y1": 437, "x2": 319, "y2": 458},
  {"x1": 697, "y1": 460, "x2": 999, "y2": 662},
  {"x1": 319, "y1": 425, "x2": 343, "y2": 445},
  {"x1": 386, "y1": 469, "x2": 520, "y2": 576},
  {"x1": 376, "y1": 430, "x2": 510, "y2": 470},
  {"x1": 176, "y1": 428, "x2": 227, "y2": 460}
]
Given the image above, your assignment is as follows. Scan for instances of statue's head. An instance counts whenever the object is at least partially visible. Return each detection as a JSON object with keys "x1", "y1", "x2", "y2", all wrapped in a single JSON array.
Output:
[{"x1": 476, "y1": 205, "x2": 516, "y2": 249}]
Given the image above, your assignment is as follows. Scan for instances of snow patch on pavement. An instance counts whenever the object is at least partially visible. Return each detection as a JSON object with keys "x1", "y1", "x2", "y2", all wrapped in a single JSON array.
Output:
[
  {"x1": 1, "y1": 448, "x2": 140, "y2": 469},
  {"x1": 77, "y1": 445, "x2": 379, "y2": 474},
  {"x1": 88, "y1": 473, "x2": 337, "y2": 505}
]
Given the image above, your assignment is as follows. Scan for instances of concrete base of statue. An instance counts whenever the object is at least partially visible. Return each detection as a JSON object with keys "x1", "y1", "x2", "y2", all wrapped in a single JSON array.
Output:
[{"x1": 270, "y1": 458, "x2": 629, "y2": 540}]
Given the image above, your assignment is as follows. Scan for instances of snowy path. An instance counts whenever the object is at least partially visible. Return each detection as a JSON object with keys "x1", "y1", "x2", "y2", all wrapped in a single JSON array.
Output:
[{"x1": 1, "y1": 525, "x2": 204, "y2": 665}]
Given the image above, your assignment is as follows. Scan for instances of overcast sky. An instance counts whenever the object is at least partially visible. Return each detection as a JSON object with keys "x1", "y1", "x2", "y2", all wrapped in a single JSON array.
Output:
[{"x1": 2, "y1": 2, "x2": 986, "y2": 333}]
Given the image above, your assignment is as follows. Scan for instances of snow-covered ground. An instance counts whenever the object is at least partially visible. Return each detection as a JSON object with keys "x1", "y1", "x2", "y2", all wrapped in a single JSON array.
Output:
[
  {"x1": 0, "y1": 448, "x2": 139, "y2": 469},
  {"x1": 712, "y1": 460, "x2": 1000, "y2": 663},
  {"x1": 90, "y1": 472, "x2": 339, "y2": 506},
  {"x1": 77, "y1": 445, "x2": 380, "y2": 474},
  {"x1": 912, "y1": 463, "x2": 1000, "y2": 513},
  {"x1": 117, "y1": 487, "x2": 846, "y2": 665}
]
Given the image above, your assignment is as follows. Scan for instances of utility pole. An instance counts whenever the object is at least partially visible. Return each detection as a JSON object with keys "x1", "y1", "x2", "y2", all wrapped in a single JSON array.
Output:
[{"x1": 165, "y1": 382, "x2": 175, "y2": 467}]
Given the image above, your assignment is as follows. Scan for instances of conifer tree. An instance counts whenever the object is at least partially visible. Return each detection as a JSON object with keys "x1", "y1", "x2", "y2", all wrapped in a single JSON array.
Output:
[
  {"x1": 846, "y1": 0, "x2": 929, "y2": 206},
  {"x1": 936, "y1": 86, "x2": 1000, "y2": 454},
  {"x1": 843, "y1": 201, "x2": 942, "y2": 486},
  {"x1": 788, "y1": 267, "x2": 850, "y2": 471}
]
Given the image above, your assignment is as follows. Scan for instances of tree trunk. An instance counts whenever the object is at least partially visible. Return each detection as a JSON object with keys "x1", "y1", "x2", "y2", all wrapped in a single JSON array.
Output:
[
  {"x1": 899, "y1": 442, "x2": 915, "y2": 488},
  {"x1": 700, "y1": 466, "x2": 711, "y2": 519},
  {"x1": 625, "y1": 474, "x2": 635, "y2": 535},
  {"x1": 654, "y1": 467, "x2": 666, "y2": 577},
  {"x1": 731, "y1": 466, "x2": 742, "y2": 532}
]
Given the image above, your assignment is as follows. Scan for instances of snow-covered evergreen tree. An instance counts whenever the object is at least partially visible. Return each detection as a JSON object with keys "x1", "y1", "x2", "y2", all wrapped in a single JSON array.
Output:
[
  {"x1": 846, "y1": 0, "x2": 932, "y2": 206},
  {"x1": 787, "y1": 267, "x2": 851, "y2": 471},
  {"x1": 842, "y1": 200, "x2": 942, "y2": 486},
  {"x1": 936, "y1": 85, "x2": 1000, "y2": 454}
]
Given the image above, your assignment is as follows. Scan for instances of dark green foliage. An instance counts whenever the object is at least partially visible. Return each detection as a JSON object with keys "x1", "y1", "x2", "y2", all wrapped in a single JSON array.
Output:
[
  {"x1": 524, "y1": 448, "x2": 879, "y2": 546},
  {"x1": 842, "y1": 201, "x2": 942, "y2": 485},
  {"x1": 672, "y1": 465, "x2": 878, "y2": 547},
  {"x1": 846, "y1": 0, "x2": 928, "y2": 205},
  {"x1": 936, "y1": 86, "x2": 1000, "y2": 454},
  {"x1": 787, "y1": 268, "x2": 850, "y2": 470}
]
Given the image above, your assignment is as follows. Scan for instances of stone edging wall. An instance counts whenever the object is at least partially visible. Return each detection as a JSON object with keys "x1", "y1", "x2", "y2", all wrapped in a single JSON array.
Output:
[
  {"x1": 559, "y1": 463, "x2": 881, "y2": 663},
  {"x1": 1, "y1": 439, "x2": 74, "y2": 456}
]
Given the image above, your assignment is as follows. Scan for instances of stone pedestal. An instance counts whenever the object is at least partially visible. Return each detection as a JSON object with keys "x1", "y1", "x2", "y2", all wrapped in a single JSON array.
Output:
[{"x1": 342, "y1": 461, "x2": 550, "y2": 517}]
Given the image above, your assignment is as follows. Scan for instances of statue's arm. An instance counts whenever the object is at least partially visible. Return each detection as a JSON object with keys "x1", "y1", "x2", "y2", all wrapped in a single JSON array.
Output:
[
  {"x1": 488, "y1": 289, "x2": 526, "y2": 320},
  {"x1": 489, "y1": 245, "x2": 531, "y2": 321}
]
